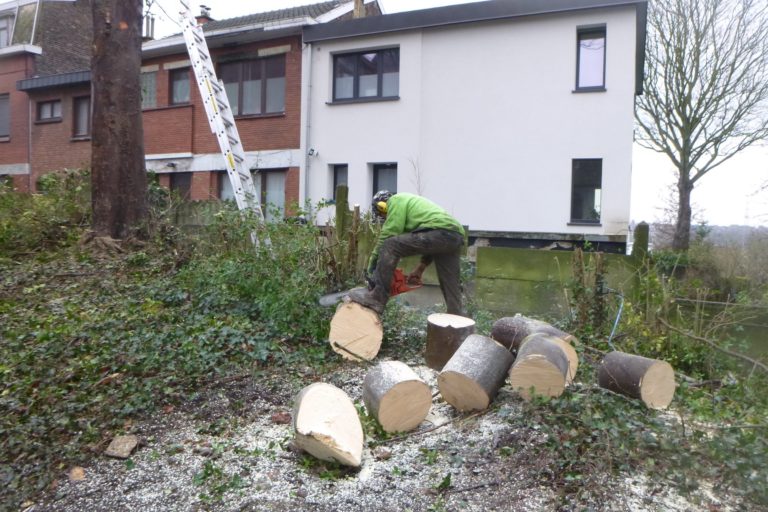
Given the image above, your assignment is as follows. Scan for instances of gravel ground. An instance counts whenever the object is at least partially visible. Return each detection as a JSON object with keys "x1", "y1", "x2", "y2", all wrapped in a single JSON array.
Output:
[{"x1": 26, "y1": 360, "x2": 738, "y2": 512}]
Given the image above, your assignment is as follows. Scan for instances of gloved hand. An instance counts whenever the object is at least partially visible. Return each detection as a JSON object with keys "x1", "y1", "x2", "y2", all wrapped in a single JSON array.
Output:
[{"x1": 407, "y1": 263, "x2": 427, "y2": 286}]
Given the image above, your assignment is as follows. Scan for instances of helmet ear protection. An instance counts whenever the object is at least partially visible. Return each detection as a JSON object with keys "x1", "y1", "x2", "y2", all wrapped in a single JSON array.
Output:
[{"x1": 376, "y1": 201, "x2": 388, "y2": 215}]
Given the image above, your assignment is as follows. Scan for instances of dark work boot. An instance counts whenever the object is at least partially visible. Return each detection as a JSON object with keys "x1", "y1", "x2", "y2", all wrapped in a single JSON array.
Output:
[{"x1": 347, "y1": 288, "x2": 386, "y2": 315}]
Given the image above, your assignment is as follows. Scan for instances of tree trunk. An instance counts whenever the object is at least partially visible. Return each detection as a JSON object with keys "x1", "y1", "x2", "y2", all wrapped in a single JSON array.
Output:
[
  {"x1": 424, "y1": 313, "x2": 476, "y2": 370},
  {"x1": 597, "y1": 351, "x2": 676, "y2": 409},
  {"x1": 491, "y1": 315, "x2": 577, "y2": 353},
  {"x1": 328, "y1": 299, "x2": 383, "y2": 361},
  {"x1": 362, "y1": 361, "x2": 431, "y2": 433},
  {"x1": 90, "y1": 0, "x2": 147, "y2": 239},
  {"x1": 508, "y1": 334, "x2": 570, "y2": 401},
  {"x1": 437, "y1": 334, "x2": 514, "y2": 412},
  {"x1": 672, "y1": 173, "x2": 693, "y2": 251},
  {"x1": 293, "y1": 383, "x2": 363, "y2": 467}
]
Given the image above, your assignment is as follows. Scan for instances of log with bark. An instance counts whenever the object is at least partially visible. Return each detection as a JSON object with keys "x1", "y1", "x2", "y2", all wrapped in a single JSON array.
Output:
[
  {"x1": 508, "y1": 334, "x2": 570, "y2": 400},
  {"x1": 492, "y1": 315, "x2": 579, "y2": 384},
  {"x1": 597, "y1": 351, "x2": 676, "y2": 409},
  {"x1": 292, "y1": 382, "x2": 364, "y2": 467},
  {"x1": 363, "y1": 361, "x2": 432, "y2": 433},
  {"x1": 438, "y1": 334, "x2": 515, "y2": 412},
  {"x1": 328, "y1": 299, "x2": 383, "y2": 361},
  {"x1": 491, "y1": 314, "x2": 577, "y2": 352},
  {"x1": 424, "y1": 313, "x2": 476, "y2": 370}
]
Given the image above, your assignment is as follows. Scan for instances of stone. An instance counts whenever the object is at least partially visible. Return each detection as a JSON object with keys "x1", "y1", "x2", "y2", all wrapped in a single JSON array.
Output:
[{"x1": 104, "y1": 435, "x2": 139, "y2": 459}]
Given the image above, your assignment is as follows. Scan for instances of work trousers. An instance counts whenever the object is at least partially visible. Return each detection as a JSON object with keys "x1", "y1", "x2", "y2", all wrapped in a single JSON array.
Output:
[{"x1": 372, "y1": 229, "x2": 464, "y2": 315}]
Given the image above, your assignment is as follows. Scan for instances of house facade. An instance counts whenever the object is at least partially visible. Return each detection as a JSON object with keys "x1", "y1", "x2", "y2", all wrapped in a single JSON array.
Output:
[
  {"x1": 302, "y1": 0, "x2": 647, "y2": 251},
  {"x1": 3, "y1": 0, "x2": 381, "y2": 219}
]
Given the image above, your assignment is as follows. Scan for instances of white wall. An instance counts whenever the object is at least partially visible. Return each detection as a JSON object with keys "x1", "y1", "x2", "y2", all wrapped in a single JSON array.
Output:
[{"x1": 304, "y1": 5, "x2": 638, "y2": 238}]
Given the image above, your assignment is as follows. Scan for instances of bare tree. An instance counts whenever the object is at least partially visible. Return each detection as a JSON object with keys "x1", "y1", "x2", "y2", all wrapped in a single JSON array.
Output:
[
  {"x1": 636, "y1": 0, "x2": 768, "y2": 251},
  {"x1": 90, "y1": 0, "x2": 147, "y2": 239}
]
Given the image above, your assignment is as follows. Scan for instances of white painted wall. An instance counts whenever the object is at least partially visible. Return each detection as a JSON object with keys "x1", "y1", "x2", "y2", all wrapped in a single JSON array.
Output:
[{"x1": 304, "y1": 5, "x2": 638, "y2": 239}]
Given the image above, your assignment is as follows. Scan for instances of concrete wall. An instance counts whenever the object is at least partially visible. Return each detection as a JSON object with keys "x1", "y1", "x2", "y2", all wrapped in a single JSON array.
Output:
[{"x1": 304, "y1": 6, "x2": 638, "y2": 241}]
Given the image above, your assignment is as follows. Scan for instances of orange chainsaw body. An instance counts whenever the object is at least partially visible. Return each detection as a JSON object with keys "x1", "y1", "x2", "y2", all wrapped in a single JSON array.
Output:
[{"x1": 389, "y1": 268, "x2": 422, "y2": 297}]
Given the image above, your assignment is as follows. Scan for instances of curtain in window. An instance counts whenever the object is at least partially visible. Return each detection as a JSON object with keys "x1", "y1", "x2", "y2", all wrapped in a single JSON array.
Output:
[
  {"x1": 358, "y1": 52, "x2": 379, "y2": 97},
  {"x1": 140, "y1": 72, "x2": 157, "y2": 109},
  {"x1": 265, "y1": 57, "x2": 285, "y2": 113},
  {"x1": 334, "y1": 55, "x2": 356, "y2": 100},
  {"x1": 242, "y1": 60, "x2": 262, "y2": 115},
  {"x1": 0, "y1": 95, "x2": 9, "y2": 136}
]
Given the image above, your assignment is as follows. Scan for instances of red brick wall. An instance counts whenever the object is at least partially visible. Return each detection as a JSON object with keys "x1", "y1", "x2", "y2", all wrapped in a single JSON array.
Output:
[
  {"x1": 286, "y1": 166, "x2": 300, "y2": 213},
  {"x1": 143, "y1": 106, "x2": 193, "y2": 154},
  {"x1": 0, "y1": 53, "x2": 34, "y2": 189},
  {"x1": 28, "y1": 85, "x2": 92, "y2": 191},
  {"x1": 11, "y1": 175, "x2": 30, "y2": 193}
]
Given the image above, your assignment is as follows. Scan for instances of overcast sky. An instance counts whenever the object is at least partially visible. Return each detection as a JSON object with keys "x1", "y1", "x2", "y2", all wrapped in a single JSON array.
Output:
[{"x1": 149, "y1": 0, "x2": 768, "y2": 227}]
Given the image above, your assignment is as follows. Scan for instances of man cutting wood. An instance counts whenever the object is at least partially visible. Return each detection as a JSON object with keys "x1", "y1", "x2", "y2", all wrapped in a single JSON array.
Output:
[{"x1": 348, "y1": 191, "x2": 465, "y2": 315}]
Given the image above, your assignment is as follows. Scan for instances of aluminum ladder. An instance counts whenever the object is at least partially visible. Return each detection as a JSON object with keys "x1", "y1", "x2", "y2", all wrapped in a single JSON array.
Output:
[{"x1": 178, "y1": 0, "x2": 269, "y2": 246}]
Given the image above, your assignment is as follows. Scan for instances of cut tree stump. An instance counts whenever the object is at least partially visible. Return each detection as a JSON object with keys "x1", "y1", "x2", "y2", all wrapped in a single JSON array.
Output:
[
  {"x1": 424, "y1": 313, "x2": 476, "y2": 370},
  {"x1": 438, "y1": 334, "x2": 515, "y2": 412},
  {"x1": 597, "y1": 351, "x2": 676, "y2": 409},
  {"x1": 508, "y1": 334, "x2": 570, "y2": 400},
  {"x1": 328, "y1": 299, "x2": 383, "y2": 361},
  {"x1": 363, "y1": 361, "x2": 432, "y2": 433},
  {"x1": 292, "y1": 382, "x2": 363, "y2": 467},
  {"x1": 491, "y1": 314, "x2": 577, "y2": 352}
]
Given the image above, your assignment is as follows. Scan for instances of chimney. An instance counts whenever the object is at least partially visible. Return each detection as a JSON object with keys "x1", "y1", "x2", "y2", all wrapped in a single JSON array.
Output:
[
  {"x1": 353, "y1": 0, "x2": 365, "y2": 18},
  {"x1": 142, "y1": 14, "x2": 155, "y2": 41},
  {"x1": 196, "y1": 4, "x2": 213, "y2": 25}
]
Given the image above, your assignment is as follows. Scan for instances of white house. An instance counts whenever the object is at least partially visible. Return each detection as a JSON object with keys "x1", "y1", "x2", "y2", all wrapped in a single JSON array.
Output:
[{"x1": 301, "y1": 0, "x2": 647, "y2": 253}]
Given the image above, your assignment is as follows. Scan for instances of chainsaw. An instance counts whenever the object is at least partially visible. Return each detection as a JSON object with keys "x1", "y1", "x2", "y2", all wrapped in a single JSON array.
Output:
[{"x1": 318, "y1": 268, "x2": 422, "y2": 307}]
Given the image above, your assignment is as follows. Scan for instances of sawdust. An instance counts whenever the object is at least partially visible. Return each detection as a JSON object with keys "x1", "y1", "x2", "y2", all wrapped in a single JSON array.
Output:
[{"x1": 29, "y1": 361, "x2": 745, "y2": 512}]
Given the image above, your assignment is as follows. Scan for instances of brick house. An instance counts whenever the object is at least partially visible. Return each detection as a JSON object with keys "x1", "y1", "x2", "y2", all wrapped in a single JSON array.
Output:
[
  {"x1": 3, "y1": 0, "x2": 381, "y2": 219},
  {"x1": 0, "y1": 0, "x2": 92, "y2": 193}
]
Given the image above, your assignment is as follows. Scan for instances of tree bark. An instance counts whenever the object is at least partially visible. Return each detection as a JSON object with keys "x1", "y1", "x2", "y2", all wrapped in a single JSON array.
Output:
[
  {"x1": 293, "y1": 383, "x2": 363, "y2": 467},
  {"x1": 90, "y1": 0, "x2": 147, "y2": 239},
  {"x1": 437, "y1": 334, "x2": 514, "y2": 412},
  {"x1": 672, "y1": 175, "x2": 693, "y2": 251},
  {"x1": 363, "y1": 361, "x2": 431, "y2": 433},
  {"x1": 597, "y1": 351, "x2": 676, "y2": 409},
  {"x1": 424, "y1": 313, "x2": 476, "y2": 370},
  {"x1": 491, "y1": 315, "x2": 576, "y2": 353}
]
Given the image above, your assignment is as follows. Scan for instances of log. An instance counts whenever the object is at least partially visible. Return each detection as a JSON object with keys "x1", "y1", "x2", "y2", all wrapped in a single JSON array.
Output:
[
  {"x1": 508, "y1": 334, "x2": 570, "y2": 400},
  {"x1": 292, "y1": 382, "x2": 364, "y2": 467},
  {"x1": 328, "y1": 300, "x2": 383, "y2": 361},
  {"x1": 597, "y1": 351, "x2": 676, "y2": 409},
  {"x1": 491, "y1": 314, "x2": 577, "y2": 352},
  {"x1": 363, "y1": 361, "x2": 432, "y2": 433},
  {"x1": 438, "y1": 334, "x2": 515, "y2": 412},
  {"x1": 424, "y1": 313, "x2": 476, "y2": 370}
]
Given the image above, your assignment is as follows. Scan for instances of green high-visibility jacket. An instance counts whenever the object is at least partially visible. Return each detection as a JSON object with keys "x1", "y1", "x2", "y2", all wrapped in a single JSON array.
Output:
[{"x1": 367, "y1": 193, "x2": 464, "y2": 273}]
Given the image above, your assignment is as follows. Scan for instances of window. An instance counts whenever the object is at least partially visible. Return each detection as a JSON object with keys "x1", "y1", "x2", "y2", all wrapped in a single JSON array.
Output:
[
  {"x1": 73, "y1": 96, "x2": 90, "y2": 138},
  {"x1": 0, "y1": 94, "x2": 9, "y2": 137},
  {"x1": 220, "y1": 169, "x2": 286, "y2": 222},
  {"x1": 170, "y1": 172, "x2": 191, "y2": 200},
  {"x1": 169, "y1": 68, "x2": 190, "y2": 105},
  {"x1": 332, "y1": 164, "x2": 348, "y2": 201},
  {"x1": 220, "y1": 56, "x2": 285, "y2": 116},
  {"x1": 373, "y1": 163, "x2": 397, "y2": 195},
  {"x1": 576, "y1": 27, "x2": 606, "y2": 90},
  {"x1": 0, "y1": 15, "x2": 12, "y2": 48},
  {"x1": 333, "y1": 48, "x2": 399, "y2": 101},
  {"x1": 141, "y1": 71, "x2": 157, "y2": 109},
  {"x1": 37, "y1": 100, "x2": 61, "y2": 121},
  {"x1": 570, "y1": 159, "x2": 602, "y2": 223}
]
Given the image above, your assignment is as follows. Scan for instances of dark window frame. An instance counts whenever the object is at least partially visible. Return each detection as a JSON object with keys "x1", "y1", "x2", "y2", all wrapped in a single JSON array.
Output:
[
  {"x1": 372, "y1": 163, "x2": 397, "y2": 196},
  {"x1": 169, "y1": 172, "x2": 192, "y2": 200},
  {"x1": 0, "y1": 15, "x2": 12, "y2": 48},
  {"x1": 219, "y1": 55, "x2": 286, "y2": 117},
  {"x1": 72, "y1": 95, "x2": 91, "y2": 139},
  {"x1": 332, "y1": 47, "x2": 400, "y2": 102},
  {"x1": 0, "y1": 93, "x2": 9, "y2": 138},
  {"x1": 569, "y1": 158, "x2": 603, "y2": 224},
  {"x1": 169, "y1": 68, "x2": 191, "y2": 105},
  {"x1": 332, "y1": 164, "x2": 348, "y2": 201},
  {"x1": 575, "y1": 25, "x2": 607, "y2": 92},
  {"x1": 36, "y1": 99, "x2": 62, "y2": 123},
  {"x1": 254, "y1": 168, "x2": 287, "y2": 221}
]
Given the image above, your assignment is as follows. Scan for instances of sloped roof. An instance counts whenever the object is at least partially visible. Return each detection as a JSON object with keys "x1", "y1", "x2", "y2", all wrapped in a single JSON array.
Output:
[{"x1": 200, "y1": 0, "x2": 348, "y2": 32}]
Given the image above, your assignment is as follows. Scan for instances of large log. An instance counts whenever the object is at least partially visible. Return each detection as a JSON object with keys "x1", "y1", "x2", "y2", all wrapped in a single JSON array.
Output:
[
  {"x1": 438, "y1": 334, "x2": 515, "y2": 412},
  {"x1": 508, "y1": 334, "x2": 570, "y2": 400},
  {"x1": 363, "y1": 361, "x2": 432, "y2": 433},
  {"x1": 328, "y1": 299, "x2": 383, "y2": 361},
  {"x1": 424, "y1": 313, "x2": 476, "y2": 370},
  {"x1": 292, "y1": 382, "x2": 364, "y2": 467},
  {"x1": 491, "y1": 314, "x2": 577, "y2": 352},
  {"x1": 597, "y1": 351, "x2": 676, "y2": 409}
]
